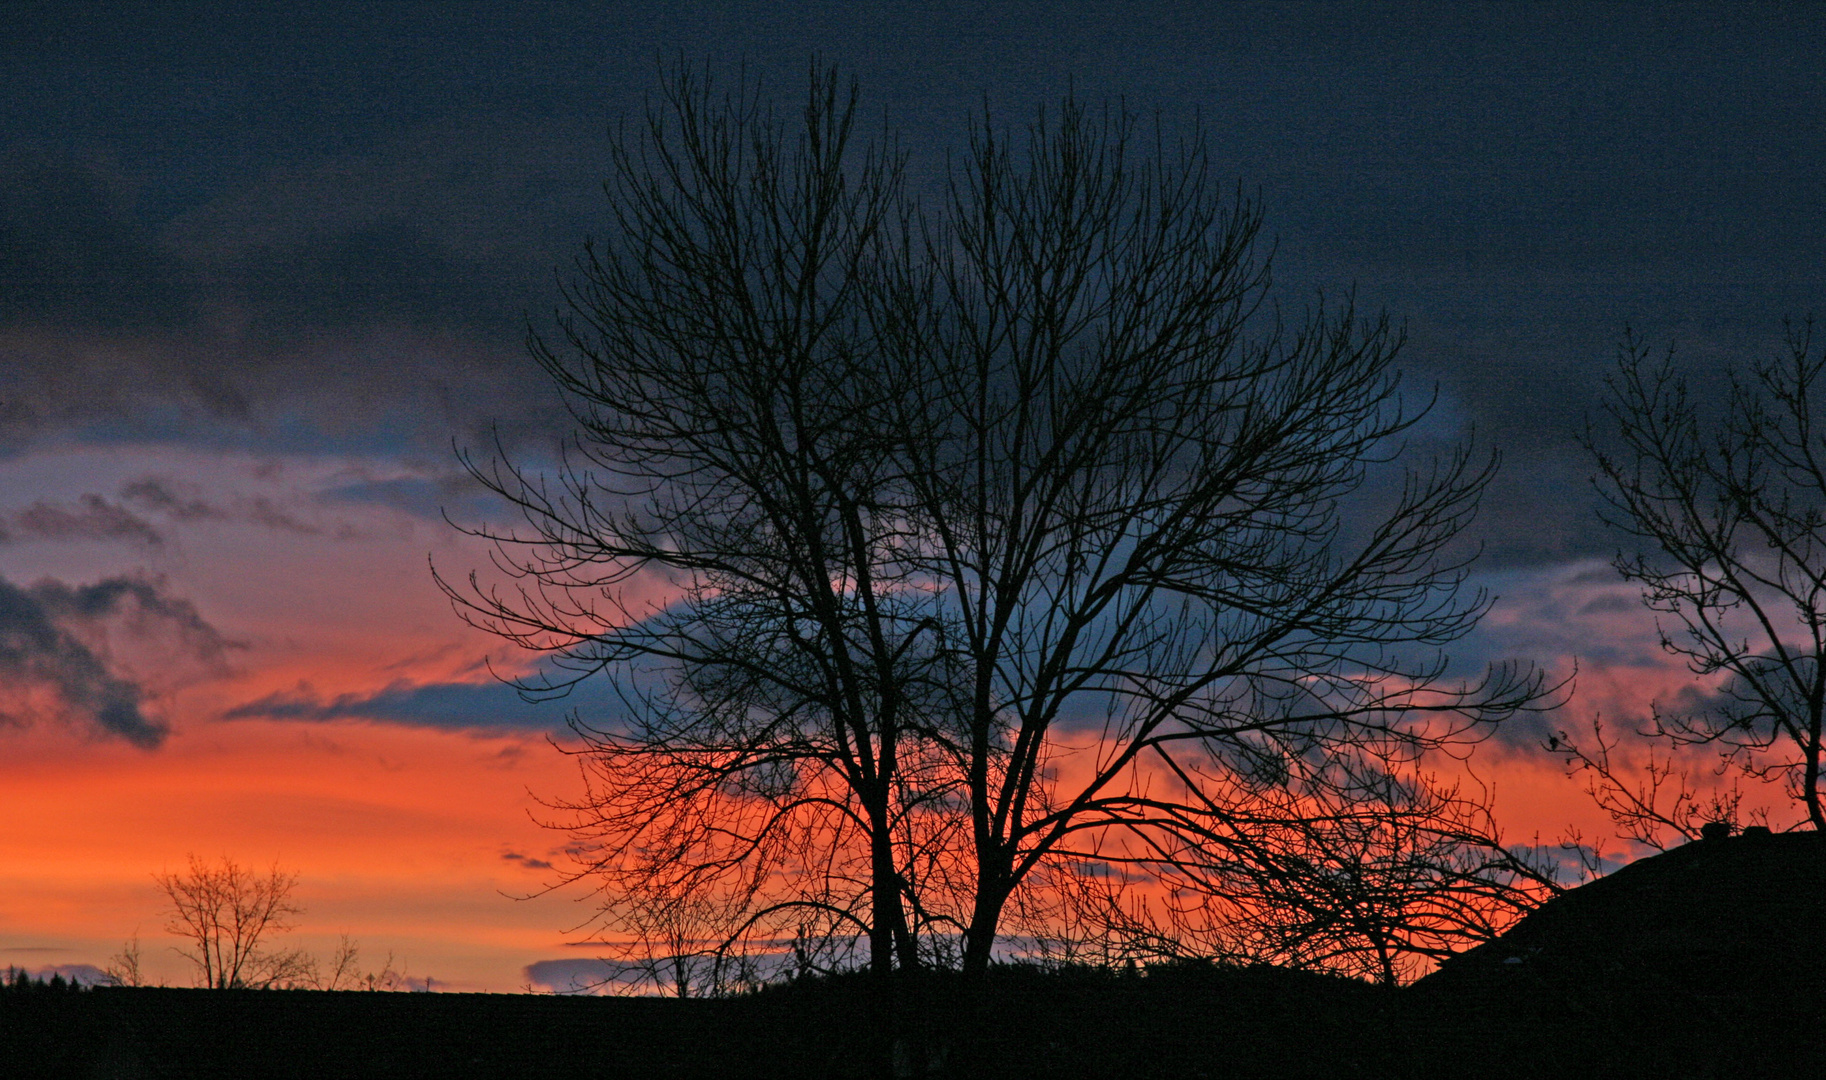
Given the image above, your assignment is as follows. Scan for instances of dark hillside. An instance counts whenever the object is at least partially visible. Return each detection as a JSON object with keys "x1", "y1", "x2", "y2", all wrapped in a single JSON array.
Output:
[{"x1": 1407, "y1": 829, "x2": 1826, "y2": 1078}]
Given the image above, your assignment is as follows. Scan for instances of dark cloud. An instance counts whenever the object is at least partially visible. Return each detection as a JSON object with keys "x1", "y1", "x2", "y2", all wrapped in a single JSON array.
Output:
[
  {"x1": 0, "y1": 574, "x2": 234, "y2": 747},
  {"x1": 239, "y1": 497, "x2": 319, "y2": 535},
  {"x1": 228, "y1": 223, "x2": 509, "y2": 335},
  {"x1": 0, "y1": 5, "x2": 1818, "y2": 565},
  {"x1": 118, "y1": 476, "x2": 224, "y2": 522},
  {"x1": 5, "y1": 495, "x2": 163, "y2": 548},
  {"x1": 0, "y1": 574, "x2": 153, "y2": 747},
  {"x1": 0, "y1": 116, "x2": 593, "y2": 462},
  {"x1": 500, "y1": 850, "x2": 554, "y2": 871},
  {"x1": 118, "y1": 475, "x2": 322, "y2": 536},
  {"x1": 1458, "y1": 563, "x2": 1667, "y2": 674},
  {"x1": 1433, "y1": 560, "x2": 1687, "y2": 754},
  {"x1": 0, "y1": 321, "x2": 569, "y2": 465},
  {"x1": 0, "y1": 481, "x2": 330, "y2": 545},
  {"x1": 164, "y1": 113, "x2": 599, "y2": 340}
]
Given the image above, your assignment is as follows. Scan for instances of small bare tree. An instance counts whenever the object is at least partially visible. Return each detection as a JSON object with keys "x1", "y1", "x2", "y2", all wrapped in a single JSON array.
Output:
[
  {"x1": 157, "y1": 855, "x2": 311, "y2": 989},
  {"x1": 314, "y1": 934, "x2": 365, "y2": 991},
  {"x1": 1569, "y1": 322, "x2": 1826, "y2": 841},
  {"x1": 103, "y1": 934, "x2": 146, "y2": 987},
  {"x1": 1552, "y1": 714, "x2": 1766, "y2": 849},
  {"x1": 1022, "y1": 768, "x2": 1561, "y2": 985},
  {"x1": 1184, "y1": 774, "x2": 1561, "y2": 984}
]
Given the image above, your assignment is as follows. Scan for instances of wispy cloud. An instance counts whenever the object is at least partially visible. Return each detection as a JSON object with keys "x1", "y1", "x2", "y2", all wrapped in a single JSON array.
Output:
[
  {"x1": 119, "y1": 475, "x2": 320, "y2": 535},
  {"x1": 3, "y1": 495, "x2": 163, "y2": 547},
  {"x1": 117, "y1": 476, "x2": 224, "y2": 521},
  {"x1": 500, "y1": 849, "x2": 554, "y2": 871}
]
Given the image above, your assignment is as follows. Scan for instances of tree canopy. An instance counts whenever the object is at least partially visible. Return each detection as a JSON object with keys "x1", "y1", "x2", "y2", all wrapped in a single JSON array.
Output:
[{"x1": 444, "y1": 62, "x2": 1558, "y2": 987}]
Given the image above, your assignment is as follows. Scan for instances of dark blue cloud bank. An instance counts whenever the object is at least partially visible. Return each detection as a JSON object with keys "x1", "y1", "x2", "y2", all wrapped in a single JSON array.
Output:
[
  {"x1": 224, "y1": 669, "x2": 631, "y2": 733},
  {"x1": 1, "y1": 3, "x2": 1821, "y2": 564}
]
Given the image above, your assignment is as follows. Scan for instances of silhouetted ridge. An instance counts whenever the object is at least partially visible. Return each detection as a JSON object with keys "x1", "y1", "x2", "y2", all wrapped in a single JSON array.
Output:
[
  {"x1": 1421, "y1": 828, "x2": 1826, "y2": 988},
  {"x1": 1406, "y1": 829, "x2": 1826, "y2": 1078}
]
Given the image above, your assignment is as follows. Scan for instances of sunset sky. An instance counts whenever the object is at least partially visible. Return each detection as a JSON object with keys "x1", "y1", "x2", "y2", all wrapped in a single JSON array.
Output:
[{"x1": 4, "y1": 3, "x2": 1824, "y2": 992}]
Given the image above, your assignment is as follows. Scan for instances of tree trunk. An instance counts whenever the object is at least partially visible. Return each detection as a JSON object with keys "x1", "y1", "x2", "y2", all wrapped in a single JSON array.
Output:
[
  {"x1": 869, "y1": 799, "x2": 908, "y2": 976},
  {"x1": 1804, "y1": 734, "x2": 1824, "y2": 831},
  {"x1": 960, "y1": 874, "x2": 1010, "y2": 978}
]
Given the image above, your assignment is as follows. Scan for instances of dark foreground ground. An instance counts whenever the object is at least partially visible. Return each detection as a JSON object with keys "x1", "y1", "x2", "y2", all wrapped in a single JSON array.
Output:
[
  {"x1": 4, "y1": 957, "x2": 1821, "y2": 1080},
  {"x1": 8, "y1": 832, "x2": 1824, "y2": 1079}
]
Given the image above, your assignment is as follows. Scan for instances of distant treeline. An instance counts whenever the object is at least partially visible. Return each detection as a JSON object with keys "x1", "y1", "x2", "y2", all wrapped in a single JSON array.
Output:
[{"x1": 2, "y1": 967, "x2": 88, "y2": 994}]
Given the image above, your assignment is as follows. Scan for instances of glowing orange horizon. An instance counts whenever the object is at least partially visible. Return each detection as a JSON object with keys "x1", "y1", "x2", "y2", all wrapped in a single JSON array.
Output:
[{"x1": 0, "y1": 499, "x2": 1792, "y2": 992}]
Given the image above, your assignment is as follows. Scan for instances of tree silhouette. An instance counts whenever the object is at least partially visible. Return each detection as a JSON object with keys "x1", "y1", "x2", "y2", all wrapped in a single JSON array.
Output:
[
  {"x1": 446, "y1": 62, "x2": 946, "y2": 981},
  {"x1": 1567, "y1": 322, "x2": 1826, "y2": 840},
  {"x1": 157, "y1": 855, "x2": 311, "y2": 989},
  {"x1": 870, "y1": 94, "x2": 1555, "y2": 977},
  {"x1": 446, "y1": 61, "x2": 1556, "y2": 987}
]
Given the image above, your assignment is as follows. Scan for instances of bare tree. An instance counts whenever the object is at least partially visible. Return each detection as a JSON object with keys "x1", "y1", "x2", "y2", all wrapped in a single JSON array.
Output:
[
  {"x1": 157, "y1": 855, "x2": 311, "y2": 989},
  {"x1": 103, "y1": 934, "x2": 146, "y2": 987},
  {"x1": 448, "y1": 64, "x2": 1554, "y2": 986},
  {"x1": 582, "y1": 871, "x2": 772, "y2": 997},
  {"x1": 1570, "y1": 323, "x2": 1826, "y2": 839},
  {"x1": 315, "y1": 934, "x2": 366, "y2": 991},
  {"x1": 444, "y1": 61, "x2": 934, "y2": 980},
  {"x1": 1552, "y1": 713, "x2": 1765, "y2": 850},
  {"x1": 1163, "y1": 772, "x2": 1560, "y2": 984},
  {"x1": 872, "y1": 95, "x2": 1555, "y2": 976},
  {"x1": 1008, "y1": 768, "x2": 1562, "y2": 986}
]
